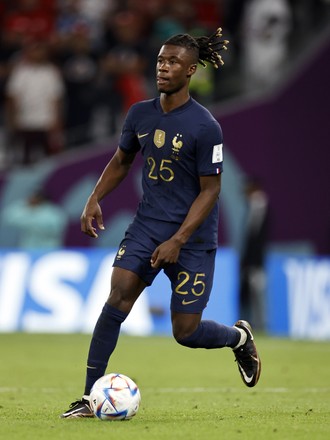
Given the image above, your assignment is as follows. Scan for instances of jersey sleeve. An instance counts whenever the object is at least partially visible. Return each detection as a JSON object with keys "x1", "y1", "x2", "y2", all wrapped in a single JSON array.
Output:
[
  {"x1": 196, "y1": 120, "x2": 223, "y2": 176},
  {"x1": 118, "y1": 105, "x2": 141, "y2": 154}
]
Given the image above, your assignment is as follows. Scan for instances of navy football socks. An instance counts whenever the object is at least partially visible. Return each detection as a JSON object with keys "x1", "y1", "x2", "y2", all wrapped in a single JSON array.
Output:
[
  {"x1": 84, "y1": 303, "x2": 128, "y2": 395},
  {"x1": 84, "y1": 308, "x2": 240, "y2": 393},
  {"x1": 177, "y1": 320, "x2": 241, "y2": 349}
]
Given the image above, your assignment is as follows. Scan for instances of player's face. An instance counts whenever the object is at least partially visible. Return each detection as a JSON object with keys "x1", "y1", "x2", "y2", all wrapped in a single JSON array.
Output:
[{"x1": 156, "y1": 45, "x2": 197, "y2": 94}]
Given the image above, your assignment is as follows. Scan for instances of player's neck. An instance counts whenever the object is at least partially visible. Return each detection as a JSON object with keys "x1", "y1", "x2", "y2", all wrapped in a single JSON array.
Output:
[{"x1": 159, "y1": 91, "x2": 191, "y2": 113}]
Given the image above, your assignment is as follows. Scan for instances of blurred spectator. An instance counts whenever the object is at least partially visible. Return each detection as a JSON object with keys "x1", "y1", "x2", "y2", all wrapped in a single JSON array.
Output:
[
  {"x1": 0, "y1": 0, "x2": 328, "y2": 158},
  {"x1": 98, "y1": 9, "x2": 149, "y2": 134},
  {"x1": 189, "y1": 60, "x2": 215, "y2": 105},
  {"x1": 60, "y1": 29, "x2": 99, "y2": 147},
  {"x1": 288, "y1": 0, "x2": 330, "y2": 50},
  {"x1": 55, "y1": 0, "x2": 92, "y2": 48},
  {"x1": 0, "y1": 0, "x2": 57, "y2": 116},
  {"x1": 124, "y1": 0, "x2": 165, "y2": 27},
  {"x1": 2, "y1": 0, "x2": 56, "y2": 44},
  {"x1": 78, "y1": 0, "x2": 116, "y2": 47},
  {"x1": 192, "y1": 0, "x2": 224, "y2": 31},
  {"x1": 150, "y1": 1, "x2": 193, "y2": 45},
  {"x1": 240, "y1": 0, "x2": 292, "y2": 93},
  {"x1": 239, "y1": 177, "x2": 270, "y2": 331},
  {"x1": 2, "y1": 190, "x2": 68, "y2": 249},
  {"x1": 0, "y1": 20, "x2": 21, "y2": 122},
  {"x1": 5, "y1": 40, "x2": 65, "y2": 164}
]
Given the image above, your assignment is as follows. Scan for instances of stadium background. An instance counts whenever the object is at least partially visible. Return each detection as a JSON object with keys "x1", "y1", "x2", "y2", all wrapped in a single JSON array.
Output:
[{"x1": 0, "y1": 0, "x2": 329, "y2": 339}]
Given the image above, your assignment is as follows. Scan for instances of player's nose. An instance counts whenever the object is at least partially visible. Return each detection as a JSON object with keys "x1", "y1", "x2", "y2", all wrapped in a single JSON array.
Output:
[{"x1": 158, "y1": 60, "x2": 169, "y2": 71}]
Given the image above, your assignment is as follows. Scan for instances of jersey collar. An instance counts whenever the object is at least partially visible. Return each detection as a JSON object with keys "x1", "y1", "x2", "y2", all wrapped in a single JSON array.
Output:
[{"x1": 156, "y1": 97, "x2": 193, "y2": 115}]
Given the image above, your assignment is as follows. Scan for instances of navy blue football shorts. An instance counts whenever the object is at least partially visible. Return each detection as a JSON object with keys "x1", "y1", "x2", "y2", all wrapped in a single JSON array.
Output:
[{"x1": 112, "y1": 233, "x2": 216, "y2": 313}]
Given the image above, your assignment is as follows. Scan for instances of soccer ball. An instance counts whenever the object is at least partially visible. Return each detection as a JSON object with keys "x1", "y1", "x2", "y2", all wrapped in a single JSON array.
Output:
[{"x1": 90, "y1": 373, "x2": 141, "y2": 421}]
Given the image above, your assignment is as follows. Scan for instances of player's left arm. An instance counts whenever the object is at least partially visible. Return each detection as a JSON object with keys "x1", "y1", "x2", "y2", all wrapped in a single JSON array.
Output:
[{"x1": 150, "y1": 173, "x2": 221, "y2": 268}]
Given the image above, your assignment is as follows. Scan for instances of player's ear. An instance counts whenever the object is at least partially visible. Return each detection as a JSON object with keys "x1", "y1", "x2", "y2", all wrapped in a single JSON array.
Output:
[{"x1": 187, "y1": 64, "x2": 197, "y2": 78}]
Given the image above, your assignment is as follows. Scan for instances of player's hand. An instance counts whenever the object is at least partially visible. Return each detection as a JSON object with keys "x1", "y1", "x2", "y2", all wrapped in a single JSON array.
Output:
[
  {"x1": 80, "y1": 196, "x2": 105, "y2": 238},
  {"x1": 150, "y1": 239, "x2": 181, "y2": 269}
]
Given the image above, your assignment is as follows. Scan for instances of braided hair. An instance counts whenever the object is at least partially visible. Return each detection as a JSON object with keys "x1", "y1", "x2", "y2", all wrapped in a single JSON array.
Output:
[{"x1": 164, "y1": 28, "x2": 229, "y2": 69}]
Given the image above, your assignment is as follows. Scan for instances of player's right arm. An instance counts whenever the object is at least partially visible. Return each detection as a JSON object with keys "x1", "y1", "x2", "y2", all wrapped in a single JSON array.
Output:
[{"x1": 81, "y1": 147, "x2": 136, "y2": 238}]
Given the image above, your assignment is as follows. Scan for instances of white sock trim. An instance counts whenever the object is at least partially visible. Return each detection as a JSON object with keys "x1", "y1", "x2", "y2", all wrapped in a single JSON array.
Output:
[{"x1": 232, "y1": 328, "x2": 247, "y2": 350}]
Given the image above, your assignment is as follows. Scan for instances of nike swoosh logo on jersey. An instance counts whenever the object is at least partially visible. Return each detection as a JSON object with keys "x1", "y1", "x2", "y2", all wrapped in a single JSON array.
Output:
[
  {"x1": 137, "y1": 133, "x2": 149, "y2": 139},
  {"x1": 182, "y1": 298, "x2": 199, "y2": 305}
]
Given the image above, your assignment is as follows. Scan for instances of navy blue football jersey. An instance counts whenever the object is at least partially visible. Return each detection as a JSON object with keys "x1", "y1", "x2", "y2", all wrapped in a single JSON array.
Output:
[{"x1": 119, "y1": 97, "x2": 223, "y2": 249}]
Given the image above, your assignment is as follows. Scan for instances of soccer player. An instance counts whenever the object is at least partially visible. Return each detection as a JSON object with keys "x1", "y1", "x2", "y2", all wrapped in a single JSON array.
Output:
[{"x1": 61, "y1": 28, "x2": 261, "y2": 418}]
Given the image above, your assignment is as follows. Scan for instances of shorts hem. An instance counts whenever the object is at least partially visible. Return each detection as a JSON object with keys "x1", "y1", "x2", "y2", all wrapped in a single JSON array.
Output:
[{"x1": 112, "y1": 260, "x2": 153, "y2": 286}]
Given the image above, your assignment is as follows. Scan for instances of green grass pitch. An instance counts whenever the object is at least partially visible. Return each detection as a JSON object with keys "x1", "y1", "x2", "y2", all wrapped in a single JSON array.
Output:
[{"x1": 0, "y1": 333, "x2": 329, "y2": 440}]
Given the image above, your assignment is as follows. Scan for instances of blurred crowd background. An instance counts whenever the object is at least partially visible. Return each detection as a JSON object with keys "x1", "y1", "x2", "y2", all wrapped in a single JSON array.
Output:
[{"x1": 0, "y1": 0, "x2": 329, "y2": 166}]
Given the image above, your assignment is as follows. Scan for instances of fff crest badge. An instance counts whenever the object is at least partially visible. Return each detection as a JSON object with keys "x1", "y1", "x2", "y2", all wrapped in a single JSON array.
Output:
[
  {"x1": 171, "y1": 133, "x2": 183, "y2": 160},
  {"x1": 154, "y1": 129, "x2": 165, "y2": 148}
]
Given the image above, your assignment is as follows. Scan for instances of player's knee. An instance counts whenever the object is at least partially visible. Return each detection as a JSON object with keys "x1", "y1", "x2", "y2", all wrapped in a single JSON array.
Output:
[
  {"x1": 172, "y1": 324, "x2": 198, "y2": 345},
  {"x1": 107, "y1": 287, "x2": 135, "y2": 314},
  {"x1": 108, "y1": 268, "x2": 145, "y2": 313},
  {"x1": 172, "y1": 312, "x2": 201, "y2": 345}
]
